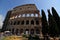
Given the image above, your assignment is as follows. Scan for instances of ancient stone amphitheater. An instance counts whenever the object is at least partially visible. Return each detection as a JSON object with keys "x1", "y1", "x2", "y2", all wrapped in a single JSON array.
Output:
[{"x1": 2, "y1": 4, "x2": 42, "y2": 36}]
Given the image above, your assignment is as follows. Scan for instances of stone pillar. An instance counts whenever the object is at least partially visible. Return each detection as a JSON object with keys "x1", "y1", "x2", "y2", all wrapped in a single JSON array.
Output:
[
  {"x1": 24, "y1": 20, "x2": 26, "y2": 26},
  {"x1": 20, "y1": 29, "x2": 21, "y2": 35},
  {"x1": 34, "y1": 20, "x2": 36, "y2": 26},
  {"x1": 20, "y1": 14, "x2": 22, "y2": 17},
  {"x1": 25, "y1": 14, "x2": 27, "y2": 17},
  {"x1": 34, "y1": 14, "x2": 35, "y2": 17},
  {"x1": 18, "y1": 29, "x2": 20, "y2": 35},
  {"x1": 29, "y1": 20, "x2": 30, "y2": 25},
  {"x1": 10, "y1": 29, "x2": 12, "y2": 33},
  {"x1": 38, "y1": 12, "x2": 40, "y2": 17},
  {"x1": 23, "y1": 29, "x2": 25, "y2": 35},
  {"x1": 21, "y1": 14, "x2": 22, "y2": 17},
  {"x1": 34, "y1": 29, "x2": 36, "y2": 35},
  {"x1": 14, "y1": 29, "x2": 16, "y2": 35},
  {"x1": 29, "y1": 29, "x2": 30, "y2": 35},
  {"x1": 29, "y1": 29, "x2": 31, "y2": 35}
]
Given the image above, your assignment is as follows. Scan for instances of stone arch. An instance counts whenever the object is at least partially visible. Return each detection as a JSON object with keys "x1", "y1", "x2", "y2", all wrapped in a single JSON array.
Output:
[
  {"x1": 31, "y1": 20, "x2": 34, "y2": 25},
  {"x1": 36, "y1": 29, "x2": 40, "y2": 34},
  {"x1": 20, "y1": 29, "x2": 23, "y2": 34},
  {"x1": 21, "y1": 20, "x2": 24, "y2": 25},
  {"x1": 26, "y1": 20, "x2": 29, "y2": 25},
  {"x1": 30, "y1": 29, "x2": 34, "y2": 34},
  {"x1": 16, "y1": 29, "x2": 19, "y2": 35},
  {"x1": 12, "y1": 28, "x2": 14, "y2": 34},
  {"x1": 25, "y1": 29, "x2": 29, "y2": 34},
  {"x1": 17, "y1": 21, "x2": 20, "y2": 25},
  {"x1": 36, "y1": 20, "x2": 39, "y2": 25}
]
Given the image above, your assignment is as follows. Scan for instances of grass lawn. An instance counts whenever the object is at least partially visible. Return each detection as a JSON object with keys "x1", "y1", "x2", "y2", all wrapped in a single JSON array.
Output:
[{"x1": 2, "y1": 35, "x2": 23, "y2": 40}]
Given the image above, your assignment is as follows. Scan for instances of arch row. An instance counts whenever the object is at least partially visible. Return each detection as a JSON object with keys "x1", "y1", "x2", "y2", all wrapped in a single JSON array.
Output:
[
  {"x1": 8, "y1": 28, "x2": 40, "y2": 35},
  {"x1": 10, "y1": 14, "x2": 39, "y2": 19},
  {"x1": 9, "y1": 20, "x2": 39, "y2": 25}
]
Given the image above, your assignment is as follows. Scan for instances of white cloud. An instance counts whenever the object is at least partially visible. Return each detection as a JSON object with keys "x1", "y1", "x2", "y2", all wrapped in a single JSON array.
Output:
[{"x1": 0, "y1": 14, "x2": 4, "y2": 29}]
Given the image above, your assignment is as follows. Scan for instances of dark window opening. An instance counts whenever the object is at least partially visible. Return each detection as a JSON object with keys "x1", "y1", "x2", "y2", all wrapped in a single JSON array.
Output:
[
  {"x1": 16, "y1": 29, "x2": 19, "y2": 35},
  {"x1": 14, "y1": 21, "x2": 16, "y2": 25},
  {"x1": 17, "y1": 21, "x2": 20, "y2": 25},
  {"x1": 36, "y1": 20, "x2": 39, "y2": 25},
  {"x1": 36, "y1": 29, "x2": 40, "y2": 34},
  {"x1": 20, "y1": 29, "x2": 23, "y2": 34},
  {"x1": 12, "y1": 28, "x2": 14, "y2": 34},
  {"x1": 26, "y1": 20, "x2": 29, "y2": 25},
  {"x1": 21, "y1": 21, "x2": 24, "y2": 25},
  {"x1": 31, "y1": 20, "x2": 34, "y2": 25},
  {"x1": 30, "y1": 29, "x2": 34, "y2": 34},
  {"x1": 25, "y1": 29, "x2": 29, "y2": 31}
]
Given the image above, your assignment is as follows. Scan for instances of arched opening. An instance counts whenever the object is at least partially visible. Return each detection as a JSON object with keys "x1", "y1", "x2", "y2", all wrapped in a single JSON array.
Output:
[
  {"x1": 36, "y1": 20, "x2": 39, "y2": 25},
  {"x1": 16, "y1": 29, "x2": 19, "y2": 35},
  {"x1": 31, "y1": 20, "x2": 34, "y2": 25},
  {"x1": 26, "y1": 20, "x2": 29, "y2": 25},
  {"x1": 36, "y1": 29, "x2": 40, "y2": 34},
  {"x1": 17, "y1": 21, "x2": 20, "y2": 25},
  {"x1": 25, "y1": 29, "x2": 29, "y2": 34},
  {"x1": 12, "y1": 28, "x2": 14, "y2": 34},
  {"x1": 21, "y1": 20, "x2": 24, "y2": 25},
  {"x1": 14, "y1": 21, "x2": 16, "y2": 25},
  {"x1": 20, "y1": 29, "x2": 23, "y2": 34},
  {"x1": 30, "y1": 29, "x2": 34, "y2": 34}
]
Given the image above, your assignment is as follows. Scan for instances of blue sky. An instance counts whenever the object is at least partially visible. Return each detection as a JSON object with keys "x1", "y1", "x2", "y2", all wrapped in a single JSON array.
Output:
[{"x1": 0, "y1": 0, "x2": 60, "y2": 28}]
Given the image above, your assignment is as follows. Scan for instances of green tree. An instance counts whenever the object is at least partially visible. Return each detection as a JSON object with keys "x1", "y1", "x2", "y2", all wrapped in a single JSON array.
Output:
[
  {"x1": 41, "y1": 10, "x2": 48, "y2": 35},
  {"x1": 48, "y1": 10, "x2": 59, "y2": 37},
  {"x1": 0, "y1": 29, "x2": 1, "y2": 32},
  {"x1": 34, "y1": 35, "x2": 40, "y2": 40},
  {"x1": 52, "y1": 7, "x2": 60, "y2": 35},
  {"x1": 28, "y1": 35, "x2": 33, "y2": 40}
]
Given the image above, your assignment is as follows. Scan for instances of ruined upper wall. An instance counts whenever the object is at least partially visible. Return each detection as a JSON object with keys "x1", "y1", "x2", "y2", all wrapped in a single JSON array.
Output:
[
  {"x1": 11, "y1": 4, "x2": 39, "y2": 14},
  {"x1": 13, "y1": 4, "x2": 37, "y2": 9},
  {"x1": 9, "y1": 4, "x2": 40, "y2": 19}
]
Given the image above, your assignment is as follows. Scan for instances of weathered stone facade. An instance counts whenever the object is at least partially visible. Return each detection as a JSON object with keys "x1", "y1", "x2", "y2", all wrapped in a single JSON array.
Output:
[{"x1": 2, "y1": 4, "x2": 42, "y2": 36}]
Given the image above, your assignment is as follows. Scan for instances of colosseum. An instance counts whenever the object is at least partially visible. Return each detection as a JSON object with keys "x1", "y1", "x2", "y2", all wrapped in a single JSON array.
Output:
[{"x1": 2, "y1": 4, "x2": 42, "y2": 36}]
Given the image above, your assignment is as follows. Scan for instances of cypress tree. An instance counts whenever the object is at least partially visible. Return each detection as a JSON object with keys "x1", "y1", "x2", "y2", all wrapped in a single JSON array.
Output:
[
  {"x1": 52, "y1": 7, "x2": 60, "y2": 35},
  {"x1": 41, "y1": 10, "x2": 48, "y2": 35},
  {"x1": 48, "y1": 10, "x2": 59, "y2": 37},
  {"x1": 0, "y1": 29, "x2": 1, "y2": 32}
]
